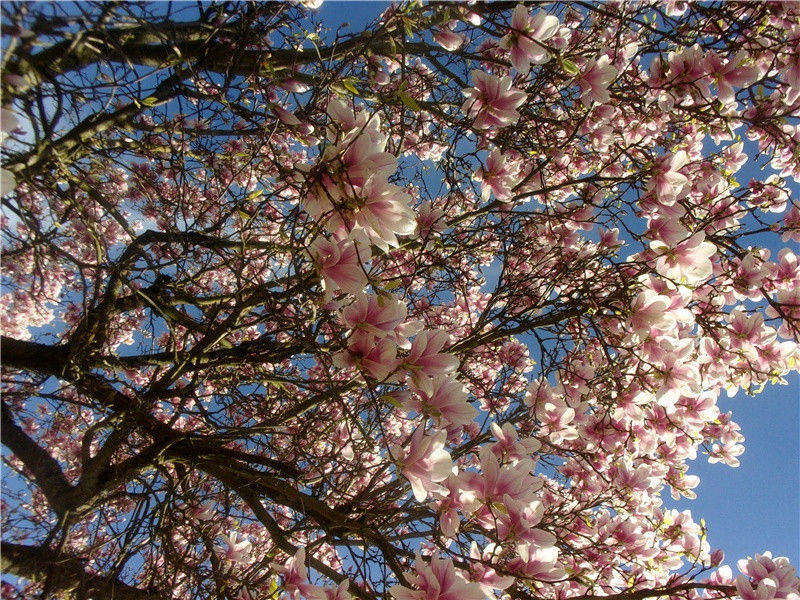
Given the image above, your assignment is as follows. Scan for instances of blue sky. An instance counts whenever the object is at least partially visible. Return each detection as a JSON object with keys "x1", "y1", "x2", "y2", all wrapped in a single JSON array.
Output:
[{"x1": 315, "y1": 0, "x2": 800, "y2": 566}]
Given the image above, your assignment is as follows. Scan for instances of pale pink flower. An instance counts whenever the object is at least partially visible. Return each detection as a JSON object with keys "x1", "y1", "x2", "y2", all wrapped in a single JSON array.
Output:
[
  {"x1": 272, "y1": 548, "x2": 315, "y2": 600},
  {"x1": 341, "y1": 293, "x2": 407, "y2": 339},
  {"x1": 433, "y1": 22, "x2": 466, "y2": 52},
  {"x1": 406, "y1": 375, "x2": 476, "y2": 428},
  {"x1": 510, "y1": 544, "x2": 565, "y2": 581},
  {"x1": 305, "y1": 98, "x2": 416, "y2": 250},
  {"x1": 578, "y1": 55, "x2": 617, "y2": 106},
  {"x1": 348, "y1": 176, "x2": 417, "y2": 251},
  {"x1": 501, "y1": 5, "x2": 560, "y2": 72},
  {"x1": 705, "y1": 50, "x2": 761, "y2": 105},
  {"x1": 390, "y1": 428, "x2": 453, "y2": 502},
  {"x1": 647, "y1": 150, "x2": 690, "y2": 205},
  {"x1": 219, "y1": 532, "x2": 252, "y2": 565},
  {"x1": 309, "y1": 237, "x2": 368, "y2": 298},
  {"x1": 780, "y1": 204, "x2": 800, "y2": 242},
  {"x1": 461, "y1": 448, "x2": 540, "y2": 528},
  {"x1": 735, "y1": 552, "x2": 800, "y2": 600},
  {"x1": 307, "y1": 581, "x2": 353, "y2": 600},
  {"x1": 651, "y1": 232, "x2": 717, "y2": 285},
  {"x1": 489, "y1": 421, "x2": 540, "y2": 464},
  {"x1": 462, "y1": 70, "x2": 527, "y2": 129},
  {"x1": 334, "y1": 330, "x2": 399, "y2": 381},
  {"x1": 494, "y1": 494, "x2": 555, "y2": 548},
  {"x1": 469, "y1": 543, "x2": 514, "y2": 596},
  {"x1": 389, "y1": 553, "x2": 485, "y2": 600},
  {"x1": 627, "y1": 289, "x2": 675, "y2": 339},
  {"x1": 405, "y1": 330, "x2": 459, "y2": 378},
  {"x1": 474, "y1": 148, "x2": 518, "y2": 201}
]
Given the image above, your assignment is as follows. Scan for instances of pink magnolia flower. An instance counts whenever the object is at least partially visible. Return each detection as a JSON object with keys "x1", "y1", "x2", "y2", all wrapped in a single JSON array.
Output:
[
  {"x1": 389, "y1": 553, "x2": 485, "y2": 600},
  {"x1": 627, "y1": 289, "x2": 675, "y2": 339},
  {"x1": 307, "y1": 581, "x2": 353, "y2": 600},
  {"x1": 705, "y1": 50, "x2": 761, "y2": 105},
  {"x1": 647, "y1": 150, "x2": 690, "y2": 205},
  {"x1": 219, "y1": 532, "x2": 252, "y2": 565},
  {"x1": 390, "y1": 428, "x2": 453, "y2": 502},
  {"x1": 510, "y1": 543, "x2": 565, "y2": 581},
  {"x1": 341, "y1": 293, "x2": 407, "y2": 340},
  {"x1": 437, "y1": 476, "x2": 476, "y2": 539},
  {"x1": 474, "y1": 148, "x2": 518, "y2": 201},
  {"x1": 651, "y1": 232, "x2": 717, "y2": 286},
  {"x1": 349, "y1": 176, "x2": 417, "y2": 251},
  {"x1": 405, "y1": 375, "x2": 477, "y2": 428},
  {"x1": 461, "y1": 448, "x2": 541, "y2": 526},
  {"x1": 489, "y1": 421, "x2": 540, "y2": 464},
  {"x1": 272, "y1": 548, "x2": 315, "y2": 600},
  {"x1": 462, "y1": 70, "x2": 527, "y2": 130},
  {"x1": 405, "y1": 330, "x2": 459, "y2": 378},
  {"x1": 334, "y1": 330, "x2": 399, "y2": 381},
  {"x1": 310, "y1": 236, "x2": 368, "y2": 299},
  {"x1": 577, "y1": 55, "x2": 617, "y2": 107},
  {"x1": 494, "y1": 494, "x2": 555, "y2": 548},
  {"x1": 735, "y1": 552, "x2": 800, "y2": 600},
  {"x1": 501, "y1": 5, "x2": 560, "y2": 72},
  {"x1": 433, "y1": 22, "x2": 466, "y2": 52},
  {"x1": 469, "y1": 543, "x2": 514, "y2": 596},
  {"x1": 305, "y1": 98, "x2": 416, "y2": 250}
]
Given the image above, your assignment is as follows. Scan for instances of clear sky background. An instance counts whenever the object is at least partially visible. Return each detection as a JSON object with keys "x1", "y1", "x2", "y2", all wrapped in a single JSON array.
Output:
[{"x1": 316, "y1": 0, "x2": 800, "y2": 566}]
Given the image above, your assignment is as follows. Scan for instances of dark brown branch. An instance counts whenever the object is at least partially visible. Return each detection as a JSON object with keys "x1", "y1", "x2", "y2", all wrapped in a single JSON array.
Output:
[{"x1": 0, "y1": 542, "x2": 164, "y2": 600}]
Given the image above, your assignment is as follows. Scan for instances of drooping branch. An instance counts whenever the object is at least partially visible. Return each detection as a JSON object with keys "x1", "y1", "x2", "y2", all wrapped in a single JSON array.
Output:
[
  {"x1": 0, "y1": 542, "x2": 165, "y2": 600},
  {"x1": 1, "y1": 400, "x2": 75, "y2": 515}
]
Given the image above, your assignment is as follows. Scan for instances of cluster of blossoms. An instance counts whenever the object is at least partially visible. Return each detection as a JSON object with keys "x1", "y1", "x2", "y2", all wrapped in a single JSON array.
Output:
[{"x1": 1, "y1": 2, "x2": 799, "y2": 600}]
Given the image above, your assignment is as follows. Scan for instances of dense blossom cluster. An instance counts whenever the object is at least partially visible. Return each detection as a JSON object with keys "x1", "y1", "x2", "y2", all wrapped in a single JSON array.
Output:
[{"x1": 1, "y1": 2, "x2": 799, "y2": 600}]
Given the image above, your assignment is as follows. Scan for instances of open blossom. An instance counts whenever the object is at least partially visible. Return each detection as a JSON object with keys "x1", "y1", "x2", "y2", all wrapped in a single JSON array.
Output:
[
  {"x1": 490, "y1": 422, "x2": 540, "y2": 464},
  {"x1": 510, "y1": 544, "x2": 565, "y2": 581},
  {"x1": 578, "y1": 55, "x2": 617, "y2": 106},
  {"x1": 272, "y1": 548, "x2": 315, "y2": 600},
  {"x1": 652, "y1": 232, "x2": 717, "y2": 285},
  {"x1": 470, "y1": 543, "x2": 514, "y2": 596},
  {"x1": 309, "y1": 236, "x2": 368, "y2": 299},
  {"x1": 307, "y1": 581, "x2": 353, "y2": 600},
  {"x1": 390, "y1": 428, "x2": 453, "y2": 502},
  {"x1": 341, "y1": 293, "x2": 407, "y2": 339},
  {"x1": 501, "y1": 5, "x2": 560, "y2": 72},
  {"x1": 474, "y1": 148, "x2": 519, "y2": 201},
  {"x1": 390, "y1": 553, "x2": 485, "y2": 600},
  {"x1": 460, "y1": 448, "x2": 542, "y2": 533},
  {"x1": 705, "y1": 50, "x2": 761, "y2": 105},
  {"x1": 348, "y1": 176, "x2": 417, "y2": 251},
  {"x1": 627, "y1": 289, "x2": 676, "y2": 339},
  {"x1": 334, "y1": 330, "x2": 398, "y2": 381},
  {"x1": 219, "y1": 532, "x2": 252, "y2": 565},
  {"x1": 433, "y1": 21, "x2": 466, "y2": 52},
  {"x1": 406, "y1": 374, "x2": 477, "y2": 428},
  {"x1": 735, "y1": 553, "x2": 800, "y2": 600},
  {"x1": 462, "y1": 70, "x2": 527, "y2": 129},
  {"x1": 305, "y1": 98, "x2": 416, "y2": 249},
  {"x1": 405, "y1": 330, "x2": 459, "y2": 378},
  {"x1": 647, "y1": 150, "x2": 690, "y2": 204}
]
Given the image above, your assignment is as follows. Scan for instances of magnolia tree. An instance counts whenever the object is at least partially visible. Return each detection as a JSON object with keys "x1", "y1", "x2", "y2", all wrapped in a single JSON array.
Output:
[{"x1": 1, "y1": 1, "x2": 799, "y2": 599}]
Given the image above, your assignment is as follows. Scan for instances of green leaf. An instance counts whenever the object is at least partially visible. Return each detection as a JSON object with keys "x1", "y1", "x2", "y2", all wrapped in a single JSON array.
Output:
[
  {"x1": 382, "y1": 394, "x2": 403, "y2": 408},
  {"x1": 561, "y1": 59, "x2": 579, "y2": 76},
  {"x1": 141, "y1": 96, "x2": 159, "y2": 106},
  {"x1": 397, "y1": 91, "x2": 420, "y2": 112},
  {"x1": 342, "y1": 79, "x2": 359, "y2": 95}
]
